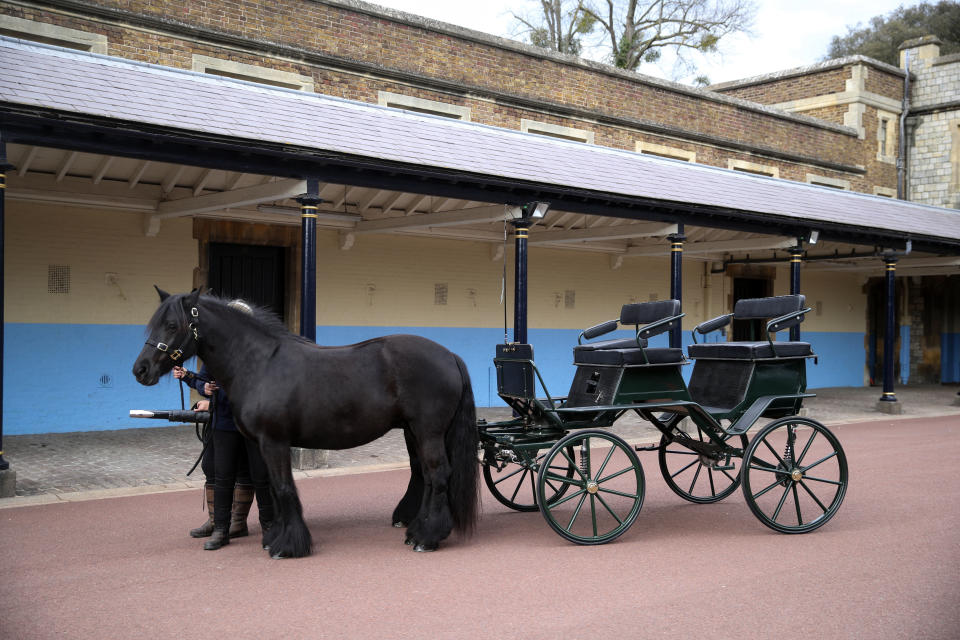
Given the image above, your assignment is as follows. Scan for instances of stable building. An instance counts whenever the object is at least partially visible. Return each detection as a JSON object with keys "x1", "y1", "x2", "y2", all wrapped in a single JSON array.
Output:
[{"x1": 0, "y1": 0, "x2": 958, "y2": 442}]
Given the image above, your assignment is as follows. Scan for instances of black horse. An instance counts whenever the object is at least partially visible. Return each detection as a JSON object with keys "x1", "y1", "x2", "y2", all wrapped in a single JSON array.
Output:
[{"x1": 132, "y1": 288, "x2": 479, "y2": 557}]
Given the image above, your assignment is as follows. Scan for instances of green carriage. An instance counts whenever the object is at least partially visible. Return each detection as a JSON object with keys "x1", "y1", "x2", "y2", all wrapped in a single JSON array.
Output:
[{"x1": 478, "y1": 295, "x2": 848, "y2": 544}]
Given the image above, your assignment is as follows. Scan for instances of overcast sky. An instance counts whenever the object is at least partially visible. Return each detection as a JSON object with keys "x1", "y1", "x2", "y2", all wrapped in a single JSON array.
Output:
[{"x1": 367, "y1": 0, "x2": 911, "y2": 84}]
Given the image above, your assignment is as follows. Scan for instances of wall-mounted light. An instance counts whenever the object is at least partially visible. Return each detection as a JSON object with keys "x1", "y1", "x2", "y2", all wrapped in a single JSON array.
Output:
[
  {"x1": 808, "y1": 230, "x2": 820, "y2": 245},
  {"x1": 507, "y1": 201, "x2": 550, "y2": 220}
]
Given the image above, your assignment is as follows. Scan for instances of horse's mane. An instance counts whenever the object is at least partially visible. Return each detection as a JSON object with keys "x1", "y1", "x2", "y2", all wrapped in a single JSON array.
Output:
[{"x1": 199, "y1": 293, "x2": 312, "y2": 345}]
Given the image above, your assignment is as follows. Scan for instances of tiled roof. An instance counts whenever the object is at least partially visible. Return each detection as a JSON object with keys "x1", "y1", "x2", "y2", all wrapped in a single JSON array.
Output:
[{"x1": 1, "y1": 36, "x2": 958, "y2": 247}]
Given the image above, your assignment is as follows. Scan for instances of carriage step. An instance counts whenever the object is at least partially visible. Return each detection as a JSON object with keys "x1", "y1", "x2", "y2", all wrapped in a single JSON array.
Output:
[{"x1": 635, "y1": 444, "x2": 660, "y2": 452}]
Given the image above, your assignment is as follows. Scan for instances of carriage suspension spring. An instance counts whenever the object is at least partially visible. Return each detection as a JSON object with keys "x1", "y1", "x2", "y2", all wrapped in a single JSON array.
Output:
[{"x1": 580, "y1": 441, "x2": 590, "y2": 478}]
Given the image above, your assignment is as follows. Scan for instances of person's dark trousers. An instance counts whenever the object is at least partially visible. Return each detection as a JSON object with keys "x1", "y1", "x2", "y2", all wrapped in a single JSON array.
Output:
[{"x1": 208, "y1": 429, "x2": 274, "y2": 550}]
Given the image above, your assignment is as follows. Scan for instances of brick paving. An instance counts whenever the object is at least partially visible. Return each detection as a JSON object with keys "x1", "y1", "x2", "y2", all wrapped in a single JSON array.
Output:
[{"x1": 3, "y1": 384, "x2": 958, "y2": 500}]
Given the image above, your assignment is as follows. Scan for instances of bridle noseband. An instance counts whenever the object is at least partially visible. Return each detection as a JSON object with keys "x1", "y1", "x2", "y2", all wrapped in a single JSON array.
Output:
[{"x1": 145, "y1": 306, "x2": 200, "y2": 363}]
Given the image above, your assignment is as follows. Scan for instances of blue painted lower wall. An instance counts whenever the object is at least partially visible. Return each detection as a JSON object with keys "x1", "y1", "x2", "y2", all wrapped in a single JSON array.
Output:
[{"x1": 3, "y1": 323, "x2": 867, "y2": 434}]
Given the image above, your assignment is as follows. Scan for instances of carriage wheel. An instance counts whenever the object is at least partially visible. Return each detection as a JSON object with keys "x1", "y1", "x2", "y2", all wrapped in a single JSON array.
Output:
[
  {"x1": 741, "y1": 417, "x2": 848, "y2": 534},
  {"x1": 483, "y1": 445, "x2": 575, "y2": 512},
  {"x1": 658, "y1": 424, "x2": 747, "y2": 504},
  {"x1": 536, "y1": 430, "x2": 644, "y2": 545}
]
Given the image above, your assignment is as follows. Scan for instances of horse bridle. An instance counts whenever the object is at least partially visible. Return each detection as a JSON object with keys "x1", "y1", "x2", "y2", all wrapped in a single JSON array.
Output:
[{"x1": 145, "y1": 306, "x2": 200, "y2": 363}]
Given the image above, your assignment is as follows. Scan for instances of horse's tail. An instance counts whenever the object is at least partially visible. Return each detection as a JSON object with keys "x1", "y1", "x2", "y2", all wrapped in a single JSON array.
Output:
[{"x1": 445, "y1": 354, "x2": 480, "y2": 536}]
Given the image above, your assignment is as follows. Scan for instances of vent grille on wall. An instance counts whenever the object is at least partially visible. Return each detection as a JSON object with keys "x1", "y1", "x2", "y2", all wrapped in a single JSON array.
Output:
[
  {"x1": 48, "y1": 265, "x2": 71, "y2": 294},
  {"x1": 434, "y1": 283, "x2": 448, "y2": 305}
]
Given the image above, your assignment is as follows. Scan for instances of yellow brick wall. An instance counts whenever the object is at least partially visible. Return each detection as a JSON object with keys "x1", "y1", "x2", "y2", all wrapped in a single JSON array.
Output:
[{"x1": 4, "y1": 202, "x2": 195, "y2": 324}]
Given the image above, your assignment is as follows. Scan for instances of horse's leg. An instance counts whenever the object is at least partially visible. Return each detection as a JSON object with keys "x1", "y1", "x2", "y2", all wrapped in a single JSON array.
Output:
[
  {"x1": 392, "y1": 428, "x2": 423, "y2": 529},
  {"x1": 258, "y1": 437, "x2": 313, "y2": 558},
  {"x1": 405, "y1": 429, "x2": 454, "y2": 552}
]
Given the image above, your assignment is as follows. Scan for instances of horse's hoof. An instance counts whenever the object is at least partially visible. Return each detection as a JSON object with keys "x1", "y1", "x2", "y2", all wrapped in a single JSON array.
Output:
[
  {"x1": 412, "y1": 543, "x2": 436, "y2": 553},
  {"x1": 271, "y1": 551, "x2": 289, "y2": 559},
  {"x1": 393, "y1": 521, "x2": 406, "y2": 528}
]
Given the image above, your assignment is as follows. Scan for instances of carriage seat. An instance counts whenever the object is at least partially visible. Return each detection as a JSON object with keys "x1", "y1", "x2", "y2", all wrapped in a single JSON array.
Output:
[
  {"x1": 687, "y1": 341, "x2": 812, "y2": 360},
  {"x1": 573, "y1": 299, "x2": 684, "y2": 366},
  {"x1": 688, "y1": 295, "x2": 812, "y2": 360}
]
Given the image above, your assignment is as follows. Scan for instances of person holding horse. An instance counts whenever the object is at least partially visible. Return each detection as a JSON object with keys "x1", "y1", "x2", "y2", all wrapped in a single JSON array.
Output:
[
  {"x1": 181, "y1": 363, "x2": 275, "y2": 551},
  {"x1": 173, "y1": 365, "x2": 255, "y2": 542}
]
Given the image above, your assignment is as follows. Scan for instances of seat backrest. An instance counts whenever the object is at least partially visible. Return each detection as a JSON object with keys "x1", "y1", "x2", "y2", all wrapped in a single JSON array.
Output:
[
  {"x1": 620, "y1": 299, "x2": 681, "y2": 325},
  {"x1": 733, "y1": 295, "x2": 805, "y2": 320}
]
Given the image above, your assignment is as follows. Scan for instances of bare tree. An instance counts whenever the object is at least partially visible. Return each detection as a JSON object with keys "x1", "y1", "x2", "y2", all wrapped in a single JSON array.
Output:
[
  {"x1": 513, "y1": 0, "x2": 754, "y2": 72},
  {"x1": 511, "y1": 0, "x2": 597, "y2": 56}
]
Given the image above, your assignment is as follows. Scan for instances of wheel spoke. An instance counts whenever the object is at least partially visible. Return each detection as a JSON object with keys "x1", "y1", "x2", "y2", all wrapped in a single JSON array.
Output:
[
  {"x1": 550, "y1": 488, "x2": 586, "y2": 508},
  {"x1": 792, "y1": 483, "x2": 803, "y2": 526},
  {"x1": 762, "y1": 438, "x2": 788, "y2": 467},
  {"x1": 802, "y1": 474, "x2": 843, "y2": 486},
  {"x1": 509, "y1": 468, "x2": 529, "y2": 503},
  {"x1": 798, "y1": 479, "x2": 830, "y2": 513},
  {"x1": 663, "y1": 448, "x2": 700, "y2": 457},
  {"x1": 796, "y1": 430, "x2": 818, "y2": 466},
  {"x1": 560, "y1": 448, "x2": 587, "y2": 481},
  {"x1": 491, "y1": 465, "x2": 526, "y2": 485},
  {"x1": 565, "y1": 492, "x2": 588, "y2": 532},
  {"x1": 595, "y1": 444, "x2": 616, "y2": 480},
  {"x1": 771, "y1": 482, "x2": 793, "y2": 522},
  {"x1": 590, "y1": 494, "x2": 598, "y2": 537},
  {"x1": 707, "y1": 467, "x2": 717, "y2": 497},
  {"x1": 748, "y1": 463, "x2": 785, "y2": 475},
  {"x1": 598, "y1": 486, "x2": 641, "y2": 500},
  {"x1": 688, "y1": 461, "x2": 703, "y2": 494},
  {"x1": 753, "y1": 477, "x2": 784, "y2": 500},
  {"x1": 542, "y1": 471, "x2": 583, "y2": 487},
  {"x1": 594, "y1": 492, "x2": 624, "y2": 526},
  {"x1": 599, "y1": 465, "x2": 637, "y2": 483},
  {"x1": 670, "y1": 458, "x2": 699, "y2": 479},
  {"x1": 801, "y1": 450, "x2": 838, "y2": 472}
]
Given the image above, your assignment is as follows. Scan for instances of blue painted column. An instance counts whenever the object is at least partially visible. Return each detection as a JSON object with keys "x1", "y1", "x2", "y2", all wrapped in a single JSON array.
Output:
[
  {"x1": 296, "y1": 178, "x2": 322, "y2": 342},
  {"x1": 789, "y1": 245, "x2": 803, "y2": 341},
  {"x1": 668, "y1": 225, "x2": 684, "y2": 349},
  {"x1": 880, "y1": 255, "x2": 898, "y2": 404},
  {"x1": 512, "y1": 220, "x2": 530, "y2": 344}
]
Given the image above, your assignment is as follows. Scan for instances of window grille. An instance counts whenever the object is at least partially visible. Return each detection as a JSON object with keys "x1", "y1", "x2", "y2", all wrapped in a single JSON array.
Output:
[{"x1": 48, "y1": 265, "x2": 71, "y2": 294}]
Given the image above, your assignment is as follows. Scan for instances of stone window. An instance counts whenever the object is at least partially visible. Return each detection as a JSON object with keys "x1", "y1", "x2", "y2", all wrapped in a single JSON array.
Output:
[
  {"x1": 521, "y1": 119, "x2": 594, "y2": 144},
  {"x1": 636, "y1": 141, "x2": 696, "y2": 162},
  {"x1": 806, "y1": 174, "x2": 851, "y2": 190},
  {"x1": 876, "y1": 110, "x2": 898, "y2": 164},
  {"x1": 192, "y1": 55, "x2": 314, "y2": 91},
  {"x1": 0, "y1": 15, "x2": 107, "y2": 53},
  {"x1": 727, "y1": 159, "x2": 779, "y2": 178},
  {"x1": 377, "y1": 91, "x2": 471, "y2": 120}
]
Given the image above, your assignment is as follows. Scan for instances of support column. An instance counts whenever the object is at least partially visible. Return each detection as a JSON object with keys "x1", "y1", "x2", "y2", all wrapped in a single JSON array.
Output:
[
  {"x1": 789, "y1": 245, "x2": 803, "y2": 341},
  {"x1": 296, "y1": 178, "x2": 322, "y2": 343},
  {"x1": 0, "y1": 136, "x2": 14, "y2": 497},
  {"x1": 878, "y1": 255, "x2": 901, "y2": 413},
  {"x1": 668, "y1": 226, "x2": 685, "y2": 349},
  {"x1": 511, "y1": 220, "x2": 529, "y2": 344}
]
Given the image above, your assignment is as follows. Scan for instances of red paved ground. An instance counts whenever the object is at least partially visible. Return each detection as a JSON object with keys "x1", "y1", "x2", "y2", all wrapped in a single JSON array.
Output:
[{"x1": 1, "y1": 417, "x2": 958, "y2": 639}]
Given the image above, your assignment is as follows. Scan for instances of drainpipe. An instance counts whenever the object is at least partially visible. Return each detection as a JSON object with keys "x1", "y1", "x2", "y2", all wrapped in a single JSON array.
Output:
[{"x1": 897, "y1": 51, "x2": 911, "y2": 200}]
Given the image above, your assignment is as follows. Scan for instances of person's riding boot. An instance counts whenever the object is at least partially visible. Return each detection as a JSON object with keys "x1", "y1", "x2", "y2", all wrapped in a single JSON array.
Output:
[
  {"x1": 189, "y1": 483, "x2": 215, "y2": 538},
  {"x1": 229, "y1": 484, "x2": 254, "y2": 538},
  {"x1": 204, "y1": 524, "x2": 230, "y2": 550}
]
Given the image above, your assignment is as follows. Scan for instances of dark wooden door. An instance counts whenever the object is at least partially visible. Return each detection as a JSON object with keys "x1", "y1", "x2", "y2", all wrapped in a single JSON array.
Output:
[{"x1": 208, "y1": 243, "x2": 285, "y2": 320}]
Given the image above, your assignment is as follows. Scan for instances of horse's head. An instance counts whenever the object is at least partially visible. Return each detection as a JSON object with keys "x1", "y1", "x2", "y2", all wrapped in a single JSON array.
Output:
[{"x1": 132, "y1": 286, "x2": 202, "y2": 386}]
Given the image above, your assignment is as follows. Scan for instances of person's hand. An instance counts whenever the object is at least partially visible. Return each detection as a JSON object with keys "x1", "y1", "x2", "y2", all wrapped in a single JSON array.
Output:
[
  {"x1": 196, "y1": 400, "x2": 210, "y2": 411},
  {"x1": 172, "y1": 366, "x2": 186, "y2": 379},
  {"x1": 204, "y1": 381, "x2": 219, "y2": 395}
]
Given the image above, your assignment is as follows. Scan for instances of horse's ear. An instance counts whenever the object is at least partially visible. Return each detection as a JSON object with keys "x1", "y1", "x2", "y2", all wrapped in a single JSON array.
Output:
[
  {"x1": 183, "y1": 288, "x2": 201, "y2": 311},
  {"x1": 154, "y1": 285, "x2": 170, "y2": 302}
]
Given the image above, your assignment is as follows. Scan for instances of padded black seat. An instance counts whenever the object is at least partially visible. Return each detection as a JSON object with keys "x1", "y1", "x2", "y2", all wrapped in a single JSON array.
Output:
[
  {"x1": 688, "y1": 341, "x2": 812, "y2": 360},
  {"x1": 574, "y1": 347, "x2": 683, "y2": 366},
  {"x1": 574, "y1": 337, "x2": 647, "y2": 351}
]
